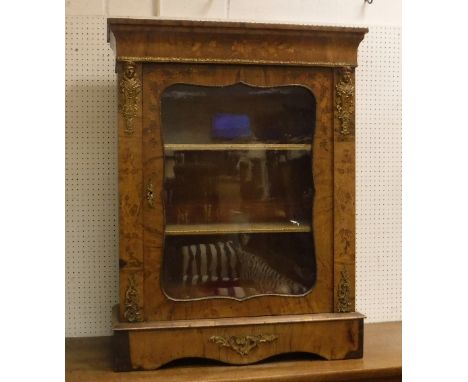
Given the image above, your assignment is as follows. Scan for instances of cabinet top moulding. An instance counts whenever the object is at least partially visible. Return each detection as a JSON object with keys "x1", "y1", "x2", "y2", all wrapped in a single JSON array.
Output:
[{"x1": 107, "y1": 18, "x2": 368, "y2": 68}]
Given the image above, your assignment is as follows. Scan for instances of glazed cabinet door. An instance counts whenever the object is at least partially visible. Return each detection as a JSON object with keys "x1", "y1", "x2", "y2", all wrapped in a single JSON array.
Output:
[{"x1": 141, "y1": 63, "x2": 335, "y2": 321}]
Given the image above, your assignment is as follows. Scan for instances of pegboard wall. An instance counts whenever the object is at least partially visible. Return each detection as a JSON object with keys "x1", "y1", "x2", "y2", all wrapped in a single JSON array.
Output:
[
  {"x1": 355, "y1": 25, "x2": 402, "y2": 322},
  {"x1": 65, "y1": 15, "x2": 119, "y2": 337},
  {"x1": 65, "y1": 15, "x2": 401, "y2": 337}
]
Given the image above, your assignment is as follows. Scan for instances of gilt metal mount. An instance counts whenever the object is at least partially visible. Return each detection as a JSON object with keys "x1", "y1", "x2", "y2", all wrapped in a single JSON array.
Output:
[
  {"x1": 335, "y1": 66, "x2": 355, "y2": 136},
  {"x1": 209, "y1": 334, "x2": 278, "y2": 356},
  {"x1": 119, "y1": 61, "x2": 141, "y2": 135},
  {"x1": 124, "y1": 274, "x2": 143, "y2": 322},
  {"x1": 146, "y1": 179, "x2": 155, "y2": 208}
]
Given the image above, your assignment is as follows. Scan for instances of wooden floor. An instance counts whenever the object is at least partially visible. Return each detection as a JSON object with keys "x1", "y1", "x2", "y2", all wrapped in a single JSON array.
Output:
[{"x1": 66, "y1": 321, "x2": 401, "y2": 382}]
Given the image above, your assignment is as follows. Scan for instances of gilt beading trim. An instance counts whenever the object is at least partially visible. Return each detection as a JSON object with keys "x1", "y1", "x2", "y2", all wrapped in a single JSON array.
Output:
[{"x1": 116, "y1": 56, "x2": 357, "y2": 68}]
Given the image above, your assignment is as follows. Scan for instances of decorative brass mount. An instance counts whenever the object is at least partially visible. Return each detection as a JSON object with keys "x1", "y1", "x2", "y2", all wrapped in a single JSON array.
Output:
[
  {"x1": 335, "y1": 66, "x2": 355, "y2": 136},
  {"x1": 146, "y1": 179, "x2": 155, "y2": 208},
  {"x1": 124, "y1": 274, "x2": 143, "y2": 322},
  {"x1": 118, "y1": 61, "x2": 141, "y2": 135},
  {"x1": 209, "y1": 334, "x2": 278, "y2": 356}
]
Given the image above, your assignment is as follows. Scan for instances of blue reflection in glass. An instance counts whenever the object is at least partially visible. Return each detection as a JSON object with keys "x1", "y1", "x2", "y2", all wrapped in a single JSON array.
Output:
[{"x1": 212, "y1": 113, "x2": 252, "y2": 140}]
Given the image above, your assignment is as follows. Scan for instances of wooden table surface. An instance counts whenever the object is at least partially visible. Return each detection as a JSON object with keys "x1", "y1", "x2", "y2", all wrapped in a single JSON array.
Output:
[{"x1": 66, "y1": 321, "x2": 401, "y2": 382}]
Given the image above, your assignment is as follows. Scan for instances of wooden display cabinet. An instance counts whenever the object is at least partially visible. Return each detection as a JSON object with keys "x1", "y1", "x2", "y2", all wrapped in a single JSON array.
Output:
[{"x1": 108, "y1": 19, "x2": 367, "y2": 371}]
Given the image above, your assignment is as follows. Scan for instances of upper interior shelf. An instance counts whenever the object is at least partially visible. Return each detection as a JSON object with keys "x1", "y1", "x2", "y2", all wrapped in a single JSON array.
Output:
[{"x1": 164, "y1": 143, "x2": 311, "y2": 151}]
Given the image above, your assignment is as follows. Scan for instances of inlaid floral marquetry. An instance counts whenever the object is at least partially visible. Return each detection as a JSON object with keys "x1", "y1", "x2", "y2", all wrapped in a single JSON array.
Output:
[
  {"x1": 337, "y1": 267, "x2": 352, "y2": 313},
  {"x1": 209, "y1": 334, "x2": 279, "y2": 356}
]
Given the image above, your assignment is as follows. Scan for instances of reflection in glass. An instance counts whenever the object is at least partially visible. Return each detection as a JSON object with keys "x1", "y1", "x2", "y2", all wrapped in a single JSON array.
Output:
[
  {"x1": 160, "y1": 83, "x2": 317, "y2": 300},
  {"x1": 212, "y1": 113, "x2": 252, "y2": 140},
  {"x1": 161, "y1": 83, "x2": 316, "y2": 144}
]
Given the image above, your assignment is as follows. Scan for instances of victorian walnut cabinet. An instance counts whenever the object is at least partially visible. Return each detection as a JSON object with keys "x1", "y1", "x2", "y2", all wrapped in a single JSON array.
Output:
[{"x1": 107, "y1": 18, "x2": 367, "y2": 371}]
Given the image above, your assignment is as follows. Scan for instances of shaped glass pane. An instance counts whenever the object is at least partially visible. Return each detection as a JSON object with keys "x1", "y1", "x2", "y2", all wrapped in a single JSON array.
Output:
[{"x1": 160, "y1": 83, "x2": 317, "y2": 300}]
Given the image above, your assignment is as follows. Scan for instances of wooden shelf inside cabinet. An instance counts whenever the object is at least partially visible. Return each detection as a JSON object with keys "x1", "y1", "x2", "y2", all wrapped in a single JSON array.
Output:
[
  {"x1": 165, "y1": 222, "x2": 311, "y2": 236},
  {"x1": 164, "y1": 143, "x2": 312, "y2": 151}
]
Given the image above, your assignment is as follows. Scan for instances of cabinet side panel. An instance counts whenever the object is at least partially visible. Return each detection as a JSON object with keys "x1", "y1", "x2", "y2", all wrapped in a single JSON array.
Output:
[
  {"x1": 142, "y1": 64, "x2": 165, "y2": 320},
  {"x1": 312, "y1": 67, "x2": 335, "y2": 311},
  {"x1": 333, "y1": 67, "x2": 356, "y2": 312},
  {"x1": 118, "y1": 61, "x2": 145, "y2": 321}
]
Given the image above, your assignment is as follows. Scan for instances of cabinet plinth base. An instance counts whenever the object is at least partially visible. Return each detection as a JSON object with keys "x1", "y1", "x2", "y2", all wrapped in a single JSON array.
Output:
[{"x1": 112, "y1": 306, "x2": 365, "y2": 371}]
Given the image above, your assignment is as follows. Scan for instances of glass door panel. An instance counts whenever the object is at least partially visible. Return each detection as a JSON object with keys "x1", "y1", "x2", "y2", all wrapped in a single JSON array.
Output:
[{"x1": 160, "y1": 83, "x2": 317, "y2": 300}]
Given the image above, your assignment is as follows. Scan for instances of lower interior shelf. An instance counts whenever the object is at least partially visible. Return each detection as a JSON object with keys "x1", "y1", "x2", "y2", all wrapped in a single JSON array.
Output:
[{"x1": 165, "y1": 222, "x2": 311, "y2": 235}]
